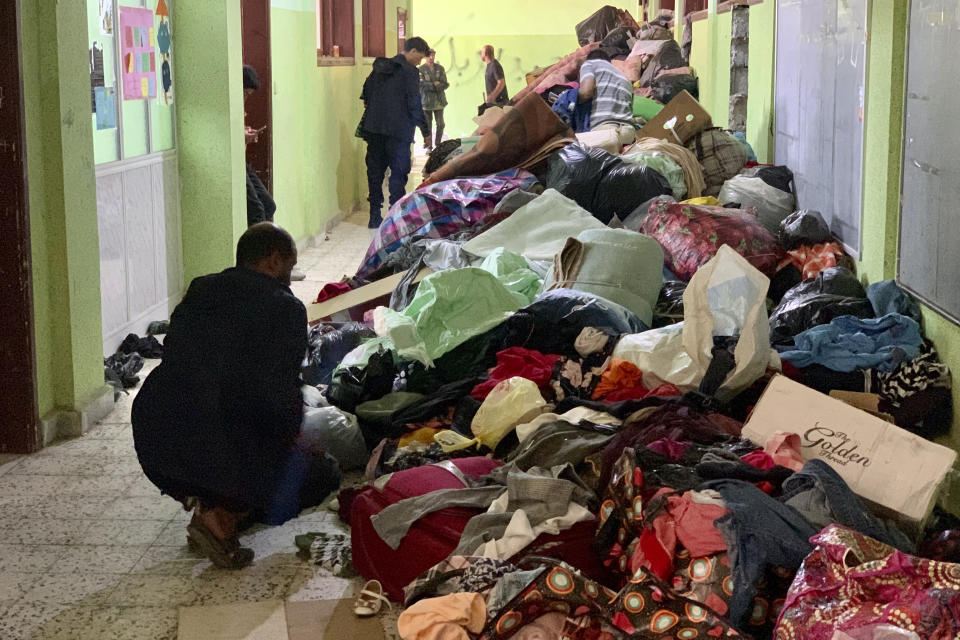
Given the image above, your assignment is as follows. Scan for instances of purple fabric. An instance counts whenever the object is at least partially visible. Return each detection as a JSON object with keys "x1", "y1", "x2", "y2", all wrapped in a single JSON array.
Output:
[
  {"x1": 646, "y1": 438, "x2": 690, "y2": 461},
  {"x1": 357, "y1": 169, "x2": 537, "y2": 279}
]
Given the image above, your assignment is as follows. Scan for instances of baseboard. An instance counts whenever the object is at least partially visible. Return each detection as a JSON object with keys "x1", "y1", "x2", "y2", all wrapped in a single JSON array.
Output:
[{"x1": 39, "y1": 385, "x2": 115, "y2": 446}]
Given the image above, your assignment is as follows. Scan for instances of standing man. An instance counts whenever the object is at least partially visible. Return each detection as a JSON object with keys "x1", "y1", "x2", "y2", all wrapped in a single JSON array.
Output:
[
  {"x1": 481, "y1": 45, "x2": 509, "y2": 108},
  {"x1": 243, "y1": 65, "x2": 305, "y2": 280},
  {"x1": 243, "y1": 66, "x2": 275, "y2": 227},
  {"x1": 577, "y1": 49, "x2": 637, "y2": 146},
  {"x1": 359, "y1": 37, "x2": 430, "y2": 229},
  {"x1": 418, "y1": 49, "x2": 449, "y2": 152}
]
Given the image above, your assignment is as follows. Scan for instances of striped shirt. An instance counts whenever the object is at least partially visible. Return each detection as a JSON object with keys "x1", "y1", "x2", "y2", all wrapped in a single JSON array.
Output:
[{"x1": 579, "y1": 60, "x2": 634, "y2": 128}]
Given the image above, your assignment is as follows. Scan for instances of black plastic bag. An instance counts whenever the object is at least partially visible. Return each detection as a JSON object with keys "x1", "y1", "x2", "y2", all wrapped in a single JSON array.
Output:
[
  {"x1": 769, "y1": 267, "x2": 874, "y2": 344},
  {"x1": 779, "y1": 209, "x2": 832, "y2": 250},
  {"x1": 303, "y1": 322, "x2": 376, "y2": 386},
  {"x1": 655, "y1": 280, "x2": 686, "y2": 325},
  {"x1": 595, "y1": 162, "x2": 672, "y2": 224},
  {"x1": 325, "y1": 349, "x2": 396, "y2": 414},
  {"x1": 749, "y1": 165, "x2": 794, "y2": 194},
  {"x1": 648, "y1": 74, "x2": 699, "y2": 103},
  {"x1": 599, "y1": 26, "x2": 635, "y2": 56},
  {"x1": 576, "y1": 6, "x2": 621, "y2": 46},
  {"x1": 545, "y1": 143, "x2": 672, "y2": 224}
]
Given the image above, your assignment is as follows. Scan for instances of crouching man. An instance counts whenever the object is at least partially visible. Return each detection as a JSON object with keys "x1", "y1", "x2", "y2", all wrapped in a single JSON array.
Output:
[{"x1": 132, "y1": 223, "x2": 341, "y2": 568}]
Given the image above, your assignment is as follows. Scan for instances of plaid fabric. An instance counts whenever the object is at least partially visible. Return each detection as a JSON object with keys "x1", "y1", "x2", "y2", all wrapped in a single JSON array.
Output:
[
  {"x1": 687, "y1": 129, "x2": 747, "y2": 197},
  {"x1": 357, "y1": 169, "x2": 537, "y2": 279},
  {"x1": 580, "y1": 60, "x2": 634, "y2": 128}
]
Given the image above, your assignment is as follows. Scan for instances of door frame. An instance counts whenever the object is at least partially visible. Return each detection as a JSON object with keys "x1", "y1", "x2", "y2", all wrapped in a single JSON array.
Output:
[
  {"x1": 242, "y1": 0, "x2": 273, "y2": 193},
  {"x1": 0, "y1": 0, "x2": 40, "y2": 453}
]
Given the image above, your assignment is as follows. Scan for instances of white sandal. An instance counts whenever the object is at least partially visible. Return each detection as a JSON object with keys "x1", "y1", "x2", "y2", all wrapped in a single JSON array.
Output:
[{"x1": 354, "y1": 579, "x2": 391, "y2": 617}]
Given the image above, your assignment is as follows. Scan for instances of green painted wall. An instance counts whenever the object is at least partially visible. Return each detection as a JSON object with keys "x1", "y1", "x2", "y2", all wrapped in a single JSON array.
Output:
[
  {"x1": 409, "y1": 1, "x2": 638, "y2": 139},
  {"x1": 687, "y1": 2, "x2": 775, "y2": 163},
  {"x1": 176, "y1": 1, "x2": 247, "y2": 284},
  {"x1": 268, "y1": 0, "x2": 411, "y2": 241},
  {"x1": 22, "y1": 0, "x2": 109, "y2": 419},
  {"x1": 855, "y1": 0, "x2": 960, "y2": 459}
]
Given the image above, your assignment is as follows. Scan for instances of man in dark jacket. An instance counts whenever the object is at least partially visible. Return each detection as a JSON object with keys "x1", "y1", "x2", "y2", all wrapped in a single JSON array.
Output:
[
  {"x1": 359, "y1": 36, "x2": 430, "y2": 229},
  {"x1": 132, "y1": 223, "x2": 340, "y2": 569}
]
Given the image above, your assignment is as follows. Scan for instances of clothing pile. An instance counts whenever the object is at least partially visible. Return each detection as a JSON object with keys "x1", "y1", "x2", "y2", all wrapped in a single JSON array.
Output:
[{"x1": 302, "y1": 11, "x2": 959, "y2": 640}]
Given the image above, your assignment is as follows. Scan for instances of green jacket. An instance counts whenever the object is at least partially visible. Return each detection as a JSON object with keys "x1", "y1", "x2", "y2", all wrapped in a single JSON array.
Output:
[{"x1": 419, "y1": 62, "x2": 449, "y2": 111}]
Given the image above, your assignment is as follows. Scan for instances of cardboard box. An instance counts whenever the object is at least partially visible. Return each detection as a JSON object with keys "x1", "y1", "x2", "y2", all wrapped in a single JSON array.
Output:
[
  {"x1": 638, "y1": 90, "x2": 712, "y2": 145},
  {"x1": 829, "y1": 390, "x2": 895, "y2": 423},
  {"x1": 743, "y1": 375, "x2": 957, "y2": 527},
  {"x1": 307, "y1": 268, "x2": 432, "y2": 324}
]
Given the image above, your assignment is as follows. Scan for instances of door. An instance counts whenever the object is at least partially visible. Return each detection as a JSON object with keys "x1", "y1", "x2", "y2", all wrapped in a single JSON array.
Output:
[
  {"x1": 0, "y1": 0, "x2": 40, "y2": 453},
  {"x1": 242, "y1": 0, "x2": 273, "y2": 192},
  {"x1": 397, "y1": 7, "x2": 407, "y2": 55}
]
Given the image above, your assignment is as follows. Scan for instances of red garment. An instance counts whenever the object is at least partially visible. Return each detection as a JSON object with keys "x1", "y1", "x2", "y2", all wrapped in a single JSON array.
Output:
[
  {"x1": 629, "y1": 489, "x2": 728, "y2": 581},
  {"x1": 470, "y1": 347, "x2": 561, "y2": 400},
  {"x1": 782, "y1": 242, "x2": 845, "y2": 280},
  {"x1": 315, "y1": 281, "x2": 352, "y2": 303}
]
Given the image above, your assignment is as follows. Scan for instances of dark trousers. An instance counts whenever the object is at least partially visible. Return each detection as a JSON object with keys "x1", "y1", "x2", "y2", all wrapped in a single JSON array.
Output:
[
  {"x1": 365, "y1": 134, "x2": 412, "y2": 225},
  {"x1": 245, "y1": 164, "x2": 276, "y2": 227},
  {"x1": 420, "y1": 109, "x2": 445, "y2": 148}
]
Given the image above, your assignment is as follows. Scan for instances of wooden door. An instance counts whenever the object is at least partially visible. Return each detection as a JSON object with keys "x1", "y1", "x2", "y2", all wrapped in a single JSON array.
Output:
[
  {"x1": 0, "y1": 0, "x2": 40, "y2": 453},
  {"x1": 242, "y1": 0, "x2": 273, "y2": 193}
]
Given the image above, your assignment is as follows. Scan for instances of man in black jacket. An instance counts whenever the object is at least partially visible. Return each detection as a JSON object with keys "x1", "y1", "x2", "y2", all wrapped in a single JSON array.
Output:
[
  {"x1": 359, "y1": 36, "x2": 430, "y2": 229},
  {"x1": 132, "y1": 223, "x2": 341, "y2": 569}
]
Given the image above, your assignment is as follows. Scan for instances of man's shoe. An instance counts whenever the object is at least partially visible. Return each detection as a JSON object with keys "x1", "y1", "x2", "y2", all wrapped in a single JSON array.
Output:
[
  {"x1": 290, "y1": 268, "x2": 306, "y2": 281},
  {"x1": 368, "y1": 216, "x2": 382, "y2": 230}
]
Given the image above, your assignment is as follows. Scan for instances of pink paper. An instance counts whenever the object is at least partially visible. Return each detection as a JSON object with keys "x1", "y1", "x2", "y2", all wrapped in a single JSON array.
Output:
[{"x1": 119, "y1": 6, "x2": 156, "y2": 100}]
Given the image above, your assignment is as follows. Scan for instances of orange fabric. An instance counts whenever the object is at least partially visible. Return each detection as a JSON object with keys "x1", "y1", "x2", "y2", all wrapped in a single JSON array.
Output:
[
  {"x1": 397, "y1": 592, "x2": 486, "y2": 640},
  {"x1": 784, "y1": 242, "x2": 845, "y2": 280},
  {"x1": 592, "y1": 359, "x2": 645, "y2": 400}
]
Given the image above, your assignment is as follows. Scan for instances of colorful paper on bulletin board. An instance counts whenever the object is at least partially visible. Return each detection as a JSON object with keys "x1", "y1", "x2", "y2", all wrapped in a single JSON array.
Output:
[
  {"x1": 119, "y1": 6, "x2": 156, "y2": 100},
  {"x1": 95, "y1": 87, "x2": 117, "y2": 130}
]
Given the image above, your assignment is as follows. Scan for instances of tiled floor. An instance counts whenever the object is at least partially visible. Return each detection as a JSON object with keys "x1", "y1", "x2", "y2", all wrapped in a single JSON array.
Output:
[{"x1": 0, "y1": 211, "x2": 391, "y2": 639}]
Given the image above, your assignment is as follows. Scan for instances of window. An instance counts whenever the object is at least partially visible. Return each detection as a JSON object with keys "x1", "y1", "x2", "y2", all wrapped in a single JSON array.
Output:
[
  {"x1": 316, "y1": 0, "x2": 355, "y2": 64},
  {"x1": 87, "y1": 0, "x2": 177, "y2": 164},
  {"x1": 362, "y1": 0, "x2": 385, "y2": 58}
]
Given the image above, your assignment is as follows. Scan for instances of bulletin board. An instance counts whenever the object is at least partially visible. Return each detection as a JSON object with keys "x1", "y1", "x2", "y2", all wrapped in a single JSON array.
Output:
[{"x1": 897, "y1": 0, "x2": 960, "y2": 325}]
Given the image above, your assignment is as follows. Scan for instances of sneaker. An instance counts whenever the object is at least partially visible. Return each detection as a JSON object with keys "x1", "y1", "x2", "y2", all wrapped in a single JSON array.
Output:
[{"x1": 290, "y1": 268, "x2": 306, "y2": 281}]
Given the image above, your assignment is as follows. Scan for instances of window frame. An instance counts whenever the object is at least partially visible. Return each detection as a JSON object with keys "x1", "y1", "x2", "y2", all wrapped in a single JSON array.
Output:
[{"x1": 316, "y1": 0, "x2": 356, "y2": 66}]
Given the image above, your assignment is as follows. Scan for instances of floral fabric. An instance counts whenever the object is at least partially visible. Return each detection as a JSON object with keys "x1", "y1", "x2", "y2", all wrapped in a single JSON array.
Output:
[{"x1": 775, "y1": 525, "x2": 960, "y2": 640}]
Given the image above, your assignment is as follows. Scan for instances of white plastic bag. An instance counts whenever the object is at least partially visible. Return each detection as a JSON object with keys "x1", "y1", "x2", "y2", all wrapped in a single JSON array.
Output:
[
  {"x1": 718, "y1": 175, "x2": 795, "y2": 233},
  {"x1": 471, "y1": 377, "x2": 547, "y2": 449},
  {"x1": 682, "y1": 245, "x2": 779, "y2": 402},
  {"x1": 612, "y1": 322, "x2": 700, "y2": 391}
]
